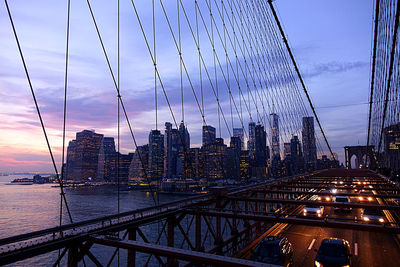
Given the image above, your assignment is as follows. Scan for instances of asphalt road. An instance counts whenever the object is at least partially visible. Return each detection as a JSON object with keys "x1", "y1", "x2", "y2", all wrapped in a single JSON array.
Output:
[{"x1": 281, "y1": 202, "x2": 400, "y2": 267}]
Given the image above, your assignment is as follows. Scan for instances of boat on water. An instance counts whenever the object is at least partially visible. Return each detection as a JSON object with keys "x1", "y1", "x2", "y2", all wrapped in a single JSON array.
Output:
[{"x1": 10, "y1": 178, "x2": 34, "y2": 185}]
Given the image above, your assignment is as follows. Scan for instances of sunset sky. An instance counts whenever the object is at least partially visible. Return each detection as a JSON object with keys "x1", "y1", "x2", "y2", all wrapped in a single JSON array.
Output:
[{"x1": 0, "y1": 0, "x2": 373, "y2": 172}]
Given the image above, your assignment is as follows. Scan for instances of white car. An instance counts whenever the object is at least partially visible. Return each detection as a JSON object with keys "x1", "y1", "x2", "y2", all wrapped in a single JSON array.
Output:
[
  {"x1": 317, "y1": 190, "x2": 332, "y2": 201},
  {"x1": 303, "y1": 205, "x2": 324, "y2": 217},
  {"x1": 361, "y1": 209, "x2": 385, "y2": 223}
]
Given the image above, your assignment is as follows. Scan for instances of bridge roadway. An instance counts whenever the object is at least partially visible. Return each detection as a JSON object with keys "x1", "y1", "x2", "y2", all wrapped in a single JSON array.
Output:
[
  {"x1": 236, "y1": 169, "x2": 400, "y2": 267},
  {"x1": 1, "y1": 169, "x2": 400, "y2": 266}
]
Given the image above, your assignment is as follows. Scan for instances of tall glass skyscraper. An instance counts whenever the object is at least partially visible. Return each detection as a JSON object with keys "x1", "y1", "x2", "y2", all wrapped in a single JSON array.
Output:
[
  {"x1": 233, "y1": 128, "x2": 244, "y2": 150},
  {"x1": 149, "y1": 130, "x2": 164, "y2": 181},
  {"x1": 302, "y1": 117, "x2": 317, "y2": 170},
  {"x1": 202, "y1": 125, "x2": 216, "y2": 146},
  {"x1": 248, "y1": 122, "x2": 256, "y2": 160},
  {"x1": 97, "y1": 137, "x2": 117, "y2": 182},
  {"x1": 270, "y1": 113, "x2": 280, "y2": 160}
]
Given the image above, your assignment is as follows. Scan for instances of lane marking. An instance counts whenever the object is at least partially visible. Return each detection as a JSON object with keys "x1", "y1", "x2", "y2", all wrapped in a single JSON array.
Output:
[
  {"x1": 308, "y1": 239, "x2": 316, "y2": 250},
  {"x1": 354, "y1": 243, "x2": 358, "y2": 256}
]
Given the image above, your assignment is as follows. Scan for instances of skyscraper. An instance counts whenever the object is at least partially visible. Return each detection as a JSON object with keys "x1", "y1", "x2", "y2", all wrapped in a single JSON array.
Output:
[
  {"x1": 233, "y1": 128, "x2": 244, "y2": 150},
  {"x1": 202, "y1": 136, "x2": 226, "y2": 181},
  {"x1": 97, "y1": 137, "x2": 117, "y2": 182},
  {"x1": 117, "y1": 152, "x2": 134, "y2": 183},
  {"x1": 270, "y1": 113, "x2": 280, "y2": 160},
  {"x1": 164, "y1": 122, "x2": 173, "y2": 178},
  {"x1": 284, "y1": 143, "x2": 291, "y2": 159},
  {"x1": 384, "y1": 123, "x2": 400, "y2": 173},
  {"x1": 290, "y1": 135, "x2": 303, "y2": 174},
  {"x1": 248, "y1": 122, "x2": 256, "y2": 160},
  {"x1": 177, "y1": 121, "x2": 190, "y2": 178},
  {"x1": 149, "y1": 130, "x2": 164, "y2": 181},
  {"x1": 254, "y1": 124, "x2": 267, "y2": 178},
  {"x1": 202, "y1": 125, "x2": 216, "y2": 146},
  {"x1": 302, "y1": 117, "x2": 317, "y2": 171},
  {"x1": 129, "y1": 144, "x2": 149, "y2": 183},
  {"x1": 165, "y1": 121, "x2": 191, "y2": 178},
  {"x1": 227, "y1": 136, "x2": 241, "y2": 180},
  {"x1": 66, "y1": 130, "x2": 103, "y2": 182}
]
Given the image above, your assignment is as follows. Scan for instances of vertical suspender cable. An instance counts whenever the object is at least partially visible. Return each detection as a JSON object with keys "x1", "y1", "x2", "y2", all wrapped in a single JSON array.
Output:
[
  {"x1": 153, "y1": 0, "x2": 160, "y2": 205},
  {"x1": 117, "y1": 0, "x2": 121, "y2": 216},
  {"x1": 60, "y1": 0, "x2": 71, "y2": 233},
  {"x1": 154, "y1": 0, "x2": 158, "y2": 131},
  {"x1": 117, "y1": 0, "x2": 121, "y2": 264},
  {"x1": 195, "y1": 0, "x2": 204, "y2": 120},
  {"x1": 58, "y1": 0, "x2": 71, "y2": 264}
]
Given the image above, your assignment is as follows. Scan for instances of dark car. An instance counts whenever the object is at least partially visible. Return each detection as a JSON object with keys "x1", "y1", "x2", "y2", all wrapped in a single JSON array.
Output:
[
  {"x1": 314, "y1": 238, "x2": 351, "y2": 267},
  {"x1": 333, "y1": 196, "x2": 351, "y2": 213},
  {"x1": 250, "y1": 236, "x2": 294, "y2": 266}
]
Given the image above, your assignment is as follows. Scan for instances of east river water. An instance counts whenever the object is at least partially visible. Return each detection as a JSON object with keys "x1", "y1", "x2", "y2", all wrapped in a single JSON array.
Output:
[{"x1": 0, "y1": 175, "x2": 187, "y2": 266}]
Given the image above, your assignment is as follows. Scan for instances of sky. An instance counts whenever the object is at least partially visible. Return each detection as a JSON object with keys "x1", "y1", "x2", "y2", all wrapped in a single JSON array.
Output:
[{"x1": 0, "y1": 0, "x2": 374, "y2": 173}]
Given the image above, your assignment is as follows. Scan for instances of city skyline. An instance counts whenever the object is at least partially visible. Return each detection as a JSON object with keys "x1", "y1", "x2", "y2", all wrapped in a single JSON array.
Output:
[
  {"x1": 0, "y1": 1, "x2": 373, "y2": 172},
  {"x1": 62, "y1": 114, "x2": 337, "y2": 183}
]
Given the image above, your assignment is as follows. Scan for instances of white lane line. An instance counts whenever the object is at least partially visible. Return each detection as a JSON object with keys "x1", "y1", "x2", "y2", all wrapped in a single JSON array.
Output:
[
  {"x1": 354, "y1": 243, "x2": 358, "y2": 256},
  {"x1": 308, "y1": 239, "x2": 316, "y2": 250}
]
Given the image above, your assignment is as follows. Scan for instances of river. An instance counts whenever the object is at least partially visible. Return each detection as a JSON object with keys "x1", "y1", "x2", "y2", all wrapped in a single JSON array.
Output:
[{"x1": 0, "y1": 175, "x2": 187, "y2": 266}]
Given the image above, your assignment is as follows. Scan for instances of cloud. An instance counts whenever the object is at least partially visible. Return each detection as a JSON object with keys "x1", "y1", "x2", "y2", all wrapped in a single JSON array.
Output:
[{"x1": 303, "y1": 61, "x2": 368, "y2": 78}]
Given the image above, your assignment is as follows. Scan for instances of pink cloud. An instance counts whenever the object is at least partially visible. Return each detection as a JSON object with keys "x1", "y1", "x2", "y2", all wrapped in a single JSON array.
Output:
[{"x1": 0, "y1": 157, "x2": 50, "y2": 167}]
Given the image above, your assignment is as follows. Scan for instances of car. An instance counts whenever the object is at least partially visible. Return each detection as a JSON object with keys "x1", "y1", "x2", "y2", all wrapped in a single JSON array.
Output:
[
  {"x1": 333, "y1": 196, "x2": 351, "y2": 212},
  {"x1": 328, "y1": 185, "x2": 338, "y2": 194},
  {"x1": 318, "y1": 190, "x2": 332, "y2": 201},
  {"x1": 314, "y1": 238, "x2": 352, "y2": 267},
  {"x1": 358, "y1": 190, "x2": 374, "y2": 203},
  {"x1": 353, "y1": 184, "x2": 363, "y2": 193},
  {"x1": 303, "y1": 205, "x2": 325, "y2": 217},
  {"x1": 361, "y1": 209, "x2": 385, "y2": 223},
  {"x1": 250, "y1": 236, "x2": 294, "y2": 266}
]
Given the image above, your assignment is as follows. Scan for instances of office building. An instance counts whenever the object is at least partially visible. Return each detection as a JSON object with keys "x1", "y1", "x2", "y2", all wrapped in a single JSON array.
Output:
[
  {"x1": 66, "y1": 130, "x2": 103, "y2": 182},
  {"x1": 233, "y1": 127, "x2": 245, "y2": 150},
  {"x1": 302, "y1": 117, "x2": 317, "y2": 171},
  {"x1": 149, "y1": 130, "x2": 164, "y2": 181},
  {"x1": 270, "y1": 113, "x2": 280, "y2": 160},
  {"x1": 97, "y1": 137, "x2": 117, "y2": 182},
  {"x1": 202, "y1": 125, "x2": 216, "y2": 146}
]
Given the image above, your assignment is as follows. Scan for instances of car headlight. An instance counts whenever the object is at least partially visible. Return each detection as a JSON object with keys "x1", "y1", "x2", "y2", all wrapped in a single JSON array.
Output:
[
  {"x1": 318, "y1": 197, "x2": 321, "y2": 200},
  {"x1": 304, "y1": 209, "x2": 307, "y2": 213},
  {"x1": 368, "y1": 197, "x2": 373, "y2": 201},
  {"x1": 363, "y1": 217, "x2": 369, "y2": 221},
  {"x1": 342, "y1": 265, "x2": 350, "y2": 267},
  {"x1": 359, "y1": 196, "x2": 363, "y2": 200},
  {"x1": 326, "y1": 197, "x2": 331, "y2": 201},
  {"x1": 317, "y1": 209, "x2": 321, "y2": 213},
  {"x1": 315, "y1": 261, "x2": 322, "y2": 267},
  {"x1": 379, "y1": 218, "x2": 384, "y2": 223}
]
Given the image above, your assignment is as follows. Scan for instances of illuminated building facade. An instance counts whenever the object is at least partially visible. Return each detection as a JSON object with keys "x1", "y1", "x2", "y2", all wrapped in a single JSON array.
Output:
[
  {"x1": 270, "y1": 113, "x2": 280, "y2": 160},
  {"x1": 302, "y1": 116, "x2": 317, "y2": 171},
  {"x1": 149, "y1": 130, "x2": 164, "y2": 181},
  {"x1": 66, "y1": 130, "x2": 103, "y2": 182}
]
